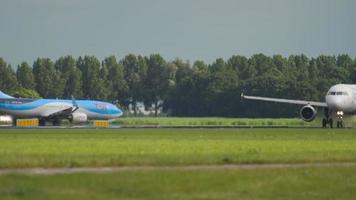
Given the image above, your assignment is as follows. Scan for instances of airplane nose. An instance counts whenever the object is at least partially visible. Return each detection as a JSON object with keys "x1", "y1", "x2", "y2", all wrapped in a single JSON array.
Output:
[
  {"x1": 114, "y1": 105, "x2": 123, "y2": 116},
  {"x1": 328, "y1": 97, "x2": 344, "y2": 111}
]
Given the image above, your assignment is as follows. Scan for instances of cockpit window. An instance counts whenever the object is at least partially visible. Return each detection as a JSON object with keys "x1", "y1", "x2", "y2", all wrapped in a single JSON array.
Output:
[{"x1": 328, "y1": 91, "x2": 348, "y2": 96}]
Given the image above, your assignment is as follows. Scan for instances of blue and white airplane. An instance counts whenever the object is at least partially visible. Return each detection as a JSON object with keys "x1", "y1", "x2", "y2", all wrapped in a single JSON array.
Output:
[{"x1": 0, "y1": 90, "x2": 123, "y2": 126}]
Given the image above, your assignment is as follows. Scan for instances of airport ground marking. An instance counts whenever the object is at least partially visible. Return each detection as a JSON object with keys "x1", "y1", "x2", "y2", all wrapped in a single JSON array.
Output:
[{"x1": 1, "y1": 162, "x2": 356, "y2": 175}]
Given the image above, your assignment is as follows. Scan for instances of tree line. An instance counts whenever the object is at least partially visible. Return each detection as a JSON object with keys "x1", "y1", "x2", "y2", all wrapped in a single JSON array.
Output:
[{"x1": 1, "y1": 54, "x2": 356, "y2": 117}]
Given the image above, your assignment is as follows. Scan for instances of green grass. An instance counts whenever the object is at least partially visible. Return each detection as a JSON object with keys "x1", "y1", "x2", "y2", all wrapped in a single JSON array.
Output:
[
  {"x1": 113, "y1": 117, "x2": 314, "y2": 126},
  {"x1": 0, "y1": 128, "x2": 356, "y2": 168},
  {"x1": 1, "y1": 128, "x2": 356, "y2": 200},
  {"x1": 1, "y1": 167, "x2": 356, "y2": 200},
  {"x1": 113, "y1": 117, "x2": 356, "y2": 127}
]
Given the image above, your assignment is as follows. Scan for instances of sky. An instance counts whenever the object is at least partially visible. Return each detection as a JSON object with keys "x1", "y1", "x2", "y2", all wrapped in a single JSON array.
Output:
[{"x1": 0, "y1": 0, "x2": 355, "y2": 66}]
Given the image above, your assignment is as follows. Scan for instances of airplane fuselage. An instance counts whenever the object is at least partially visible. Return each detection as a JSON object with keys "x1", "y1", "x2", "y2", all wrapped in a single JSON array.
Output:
[{"x1": 0, "y1": 98, "x2": 122, "y2": 120}]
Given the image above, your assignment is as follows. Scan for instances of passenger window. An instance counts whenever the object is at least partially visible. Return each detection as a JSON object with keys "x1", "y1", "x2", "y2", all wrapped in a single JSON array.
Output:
[{"x1": 336, "y1": 92, "x2": 342, "y2": 95}]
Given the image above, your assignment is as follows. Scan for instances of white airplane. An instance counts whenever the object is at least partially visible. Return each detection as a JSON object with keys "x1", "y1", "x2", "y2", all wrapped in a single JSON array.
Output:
[{"x1": 241, "y1": 84, "x2": 356, "y2": 128}]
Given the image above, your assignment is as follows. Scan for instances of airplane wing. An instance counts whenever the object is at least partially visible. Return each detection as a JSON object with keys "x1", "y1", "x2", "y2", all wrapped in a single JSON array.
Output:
[
  {"x1": 47, "y1": 107, "x2": 75, "y2": 119},
  {"x1": 241, "y1": 93, "x2": 328, "y2": 107},
  {"x1": 44, "y1": 98, "x2": 79, "y2": 119}
]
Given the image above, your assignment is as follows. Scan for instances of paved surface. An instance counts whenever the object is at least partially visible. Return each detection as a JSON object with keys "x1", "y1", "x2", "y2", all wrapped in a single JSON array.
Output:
[
  {"x1": 0, "y1": 125, "x2": 333, "y2": 129},
  {"x1": 1, "y1": 162, "x2": 356, "y2": 175}
]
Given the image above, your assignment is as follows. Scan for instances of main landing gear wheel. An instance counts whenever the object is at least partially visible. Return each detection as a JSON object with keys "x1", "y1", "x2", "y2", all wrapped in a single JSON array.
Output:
[
  {"x1": 322, "y1": 118, "x2": 333, "y2": 128},
  {"x1": 52, "y1": 119, "x2": 61, "y2": 126},
  {"x1": 12, "y1": 117, "x2": 17, "y2": 127},
  {"x1": 322, "y1": 108, "x2": 333, "y2": 128},
  {"x1": 39, "y1": 118, "x2": 46, "y2": 126},
  {"x1": 337, "y1": 121, "x2": 343, "y2": 128}
]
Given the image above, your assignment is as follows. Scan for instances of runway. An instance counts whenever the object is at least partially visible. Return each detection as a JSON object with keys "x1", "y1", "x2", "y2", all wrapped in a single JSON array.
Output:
[
  {"x1": 0, "y1": 125, "x2": 342, "y2": 129},
  {"x1": 1, "y1": 162, "x2": 356, "y2": 175}
]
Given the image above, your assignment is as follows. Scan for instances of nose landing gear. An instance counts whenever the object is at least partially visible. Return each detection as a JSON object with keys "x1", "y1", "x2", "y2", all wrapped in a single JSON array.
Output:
[{"x1": 336, "y1": 111, "x2": 344, "y2": 128}]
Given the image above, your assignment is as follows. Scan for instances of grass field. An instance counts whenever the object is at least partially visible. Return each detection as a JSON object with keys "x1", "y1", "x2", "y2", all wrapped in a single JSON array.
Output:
[
  {"x1": 0, "y1": 128, "x2": 356, "y2": 168},
  {"x1": 1, "y1": 128, "x2": 356, "y2": 200},
  {"x1": 1, "y1": 167, "x2": 356, "y2": 200},
  {"x1": 113, "y1": 117, "x2": 315, "y2": 126},
  {"x1": 113, "y1": 116, "x2": 356, "y2": 127}
]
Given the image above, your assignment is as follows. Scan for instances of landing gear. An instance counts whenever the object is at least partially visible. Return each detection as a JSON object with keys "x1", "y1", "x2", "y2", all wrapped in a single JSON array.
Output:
[
  {"x1": 52, "y1": 119, "x2": 61, "y2": 126},
  {"x1": 39, "y1": 118, "x2": 46, "y2": 126},
  {"x1": 322, "y1": 108, "x2": 333, "y2": 128},
  {"x1": 336, "y1": 111, "x2": 344, "y2": 128},
  {"x1": 38, "y1": 118, "x2": 62, "y2": 126},
  {"x1": 322, "y1": 118, "x2": 333, "y2": 128},
  {"x1": 12, "y1": 117, "x2": 17, "y2": 127},
  {"x1": 322, "y1": 108, "x2": 345, "y2": 128},
  {"x1": 336, "y1": 121, "x2": 343, "y2": 128}
]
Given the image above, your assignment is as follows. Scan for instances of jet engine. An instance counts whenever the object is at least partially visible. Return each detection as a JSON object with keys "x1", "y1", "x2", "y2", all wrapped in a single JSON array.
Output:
[
  {"x1": 300, "y1": 105, "x2": 317, "y2": 122},
  {"x1": 70, "y1": 112, "x2": 87, "y2": 122}
]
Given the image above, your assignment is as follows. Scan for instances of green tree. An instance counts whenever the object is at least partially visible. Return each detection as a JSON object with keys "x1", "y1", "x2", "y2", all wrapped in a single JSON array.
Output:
[
  {"x1": 3, "y1": 53, "x2": 356, "y2": 117},
  {"x1": 227, "y1": 55, "x2": 251, "y2": 82},
  {"x1": 16, "y1": 62, "x2": 35, "y2": 90},
  {"x1": 209, "y1": 58, "x2": 238, "y2": 93},
  {"x1": 102, "y1": 56, "x2": 128, "y2": 104},
  {"x1": 285, "y1": 55, "x2": 319, "y2": 101},
  {"x1": 248, "y1": 54, "x2": 274, "y2": 76},
  {"x1": 122, "y1": 54, "x2": 147, "y2": 114},
  {"x1": 143, "y1": 54, "x2": 171, "y2": 116},
  {"x1": 337, "y1": 54, "x2": 353, "y2": 83},
  {"x1": 192, "y1": 60, "x2": 209, "y2": 73},
  {"x1": 208, "y1": 58, "x2": 239, "y2": 116},
  {"x1": 11, "y1": 88, "x2": 40, "y2": 98},
  {"x1": 77, "y1": 56, "x2": 106, "y2": 100},
  {"x1": 99, "y1": 62, "x2": 111, "y2": 101},
  {"x1": 33, "y1": 58, "x2": 63, "y2": 98},
  {"x1": 0, "y1": 58, "x2": 17, "y2": 93},
  {"x1": 55, "y1": 56, "x2": 83, "y2": 98},
  {"x1": 164, "y1": 61, "x2": 210, "y2": 116},
  {"x1": 350, "y1": 58, "x2": 356, "y2": 83},
  {"x1": 172, "y1": 58, "x2": 192, "y2": 84},
  {"x1": 314, "y1": 56, "x2": 341, "y2": 100}
]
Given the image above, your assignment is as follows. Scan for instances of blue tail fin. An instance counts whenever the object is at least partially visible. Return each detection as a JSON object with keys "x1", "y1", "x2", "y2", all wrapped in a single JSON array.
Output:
[{"x1": 0, "y1": 91, "x2": 14, "y2": 99}]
